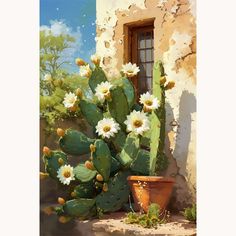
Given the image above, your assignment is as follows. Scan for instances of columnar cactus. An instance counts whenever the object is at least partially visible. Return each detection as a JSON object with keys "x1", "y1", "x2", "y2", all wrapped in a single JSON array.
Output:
[{"x1": 41, "y1": 56, "x2": 175, "y2": 221}]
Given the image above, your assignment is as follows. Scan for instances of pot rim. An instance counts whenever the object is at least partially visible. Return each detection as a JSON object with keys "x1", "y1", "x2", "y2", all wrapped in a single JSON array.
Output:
[{"x1": 127, "y1": 175, "x2": 175, "y2": 183}]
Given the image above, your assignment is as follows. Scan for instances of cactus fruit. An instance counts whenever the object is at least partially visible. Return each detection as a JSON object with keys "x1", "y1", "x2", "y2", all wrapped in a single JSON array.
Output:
[
  {"x1": 57, "y1": 128, "x2": 65, "y2": 137},
  {"x1": 59, "y1": 129, "x2": 95, "y2": 156},
  {"x1": 75, "y1": 58, "x2": 86, "y2": 66},
  {"x1": 92, "y1": 140, "x2": 111, "y2": 182},
  {"x1": 84, "y1": 160, "x2": 94, "y2": 170},
  {"x1": 43, "y1": 146, "x2": 51, "y2": 156},
  {"x1": 43, "y1": 150, "x2": 68, "y2": 179},
  {"x1": 58, "y1": 197, "x2": 65, "y2": 205},
  {"x1": 73, "y1": 164, "x2": 97, "y2": 182},
  {"x1": 96, "y1": 174, "x2": 104, "y2": 182}
]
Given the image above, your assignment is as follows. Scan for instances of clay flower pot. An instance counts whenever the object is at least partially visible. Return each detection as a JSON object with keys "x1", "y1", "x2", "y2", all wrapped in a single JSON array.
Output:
[{"x1": 127, "y1": 176, "x2": 175, "y2": 213}]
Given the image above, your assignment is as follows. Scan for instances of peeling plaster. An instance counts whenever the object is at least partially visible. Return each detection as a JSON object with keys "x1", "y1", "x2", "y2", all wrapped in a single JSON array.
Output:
[{"x1": 96, "y1": 0, "x2": 146, "y2": 77}]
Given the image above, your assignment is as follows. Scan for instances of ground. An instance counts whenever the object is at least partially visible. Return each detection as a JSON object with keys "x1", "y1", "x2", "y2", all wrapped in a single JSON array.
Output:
[{"x1": 40, "y1": 209, "x2": 196, "y2": 236}]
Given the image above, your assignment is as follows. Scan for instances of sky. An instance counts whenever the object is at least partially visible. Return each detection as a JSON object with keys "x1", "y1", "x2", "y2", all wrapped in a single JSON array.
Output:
[{"x1": 40, "y1": 0, "x2": 96, "y2": 72}]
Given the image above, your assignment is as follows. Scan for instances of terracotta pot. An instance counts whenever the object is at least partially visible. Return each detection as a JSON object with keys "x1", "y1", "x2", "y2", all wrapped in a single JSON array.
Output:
[{"x1": 127, "y1": 176, "x2": 175, "y2": 213}]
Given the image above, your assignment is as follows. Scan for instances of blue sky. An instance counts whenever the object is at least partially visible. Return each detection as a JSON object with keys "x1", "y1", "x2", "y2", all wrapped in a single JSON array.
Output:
[{"x1": 40, "y1": 0, "x2": 96, "y2": 72}]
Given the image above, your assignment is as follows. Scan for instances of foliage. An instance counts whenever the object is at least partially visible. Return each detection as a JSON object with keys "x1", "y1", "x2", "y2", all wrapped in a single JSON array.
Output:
[
  {"x1": 41, "y1": 57, "x2": 175, "y2": 222},
  {"x1": 125, "y1": 204, "x2": 169, "y2": 228},
  {"x1": 183, "y1": 204, "x2": 196, "y2": 223},
  {"x1": 40, "y1": 30, "x2": 92, "y2": 132}
]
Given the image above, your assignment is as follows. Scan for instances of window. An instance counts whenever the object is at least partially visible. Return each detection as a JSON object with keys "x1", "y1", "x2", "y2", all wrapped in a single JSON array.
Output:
[{"x1": 125, "y1": 21, "x2": 154, "y2": 96}]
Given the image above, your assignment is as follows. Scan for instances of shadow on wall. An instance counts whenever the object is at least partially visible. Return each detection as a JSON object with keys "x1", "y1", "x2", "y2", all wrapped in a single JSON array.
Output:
[
  {"x1": 173, "y1": 90, "x2": 196, "y2": 176},
  {"x1": 165, "y1": 90, "x2": 196, "y2": 210}
]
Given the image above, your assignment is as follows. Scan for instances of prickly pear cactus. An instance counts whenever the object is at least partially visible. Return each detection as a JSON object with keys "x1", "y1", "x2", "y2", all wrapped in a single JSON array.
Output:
[{"x1": 41, "y1": 57, "x2": 174, "y2": 221}]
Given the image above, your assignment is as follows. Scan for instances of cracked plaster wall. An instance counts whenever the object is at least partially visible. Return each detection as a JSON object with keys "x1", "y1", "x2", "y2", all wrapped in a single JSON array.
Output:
[{"x1": 96, "y1": 0, "x2": 196, "y2": 210}]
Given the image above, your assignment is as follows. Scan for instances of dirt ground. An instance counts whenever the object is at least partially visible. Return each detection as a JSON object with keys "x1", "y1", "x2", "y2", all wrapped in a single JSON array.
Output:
[{"x1": 40, "y1": 210, "x2": 196, "y2": 236}]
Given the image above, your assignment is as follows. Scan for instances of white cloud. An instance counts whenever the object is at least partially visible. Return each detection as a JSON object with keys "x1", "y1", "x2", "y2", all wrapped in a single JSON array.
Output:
[{"x1": 40, "y1": 20, "x2": 83, "y2": 71}]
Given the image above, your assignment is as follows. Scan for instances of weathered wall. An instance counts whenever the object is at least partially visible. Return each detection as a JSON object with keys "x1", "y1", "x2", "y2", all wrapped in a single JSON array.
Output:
[{"x1": 96, "y1": 0, "x2": 196, "y2": 210}]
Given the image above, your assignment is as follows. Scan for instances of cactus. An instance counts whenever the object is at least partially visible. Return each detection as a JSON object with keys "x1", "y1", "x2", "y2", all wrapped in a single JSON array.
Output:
[
  {"x1": 91, "y1": 139, "x2": 111, "y2": 182},
  {"x1": 59, "y1": 129, "x2": 95, "y2": 155},
  {"x1": 73, "y1": 164, "x2": 97, "y2": 182},
  {"x1": 89, "y1": 67, "x2": 107, "y2": 93},
  {"x1": 95, "y1": 171, "x2": 130, "y2": 213},
  {"x1": 63, "y1": 198, "x2": 96, "y2": 219},
  {"x1": 108, "y1": 86, "x2": 130, "y2": 129},
  {"x1": 43, "y1": 150, "x2": 68, "y2": 179},
  {"x1": 41, "y1": 59, "x2": 174, "y2": 220},
  {"x1": 80, "y1": 99, "x2": 103, "y2": 127}
]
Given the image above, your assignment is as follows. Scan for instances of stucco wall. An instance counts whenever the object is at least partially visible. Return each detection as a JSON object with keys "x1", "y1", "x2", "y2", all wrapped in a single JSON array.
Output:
[{"x1": 96, "y1": 0, "x2": 196, "y2": 210}]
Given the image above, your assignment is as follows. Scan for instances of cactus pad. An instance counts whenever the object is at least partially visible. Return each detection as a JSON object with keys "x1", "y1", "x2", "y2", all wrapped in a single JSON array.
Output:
[
  {"x1": 73, "y1": 164, "x2": 97, "y2": 182},
  {"x1": 73, "y1": 180, "x2": 96, "y2": 198},
  {"x1": 80, "y1": 99, "x2": 103, "y2": 127},
  {"x1": 92, "y1": 139, "x2": 111, "y2": 182},
  {"x1": 59, "y1": 129, "x2": 94, "y2": 156},
  {"x1": 44, "y1": 151, "x2": 68, "y2": 179},
  {"x1": 89, "y1": 67, "x2": 107, "y2": 93},
  {"x1": 95, "y1": 171, "x2": 130, "y2": 213}
]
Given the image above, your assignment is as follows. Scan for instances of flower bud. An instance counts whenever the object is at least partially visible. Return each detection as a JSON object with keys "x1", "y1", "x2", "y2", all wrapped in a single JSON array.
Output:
[
  {"x1": 58, "y1": 158, "x2": 64, "y2": 165},
  {"x1": 102, "y1": 183, "x2": 108, "y2": 192},
  {"x1": 58, "y1": 216, "x2": 70, "y2": 224},
  {"x1": 85, "y1": 160, "x2": 94, "y2": 170},
  {"x1": 43, "y1": 146, "x2": 51, "y2": 156},
  {"x1": 90, "y1": 144, "x2": 96, "y2": 153},
  {"x1": 57, "y1": 128, "x2": 65, "y2": 137},
  {"x1": 160, "y1": 76, "x2": 167, "y2": 85},
  {"x1": 71, "y1": 191, "x2": 77, "y2": 198},
  {"x1": 75, "y1": 58, "x2": 86, "y2": 66},
  {"x1": 91, "y1": 54, "x2": 101, "y2": 66},
  {"x1": 75, "y1": 88, "x2": 83, "y2": 98},
  {"x1": 96, "y1": 174, "x2": 104, "y2": 182},
  {"x1": 69, "y1": 105, "x2": 78, "y2": 112},
  {"x1": 58, "y1": 197, "x2": 65, "y2": 205},
  {"x1": 165, "y1": 80, "x2": 175, "y2": 90}
]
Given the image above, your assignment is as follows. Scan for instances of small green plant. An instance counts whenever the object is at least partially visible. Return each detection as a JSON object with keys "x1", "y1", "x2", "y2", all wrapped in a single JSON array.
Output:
[
  {"x1": 183, "y1": 204, "x2": 196, "y2": 223},
  {"x1": 125, "y1": 203, "x2": 169, "y2": 228}
]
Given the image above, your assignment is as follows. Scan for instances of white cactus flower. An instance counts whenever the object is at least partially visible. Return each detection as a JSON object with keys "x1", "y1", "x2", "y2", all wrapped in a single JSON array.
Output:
[
  {"x1": 96, "y1": 118, "x2": 120, "y2": 139},
  {"x1": 121, "y1": 62, "x2": 140, "y2": 77},
  {"x1": 91, "y1": 54, "x2": 101, "y2": 65},
  {"x1": 79, "y1": 64, "x2": 92, "y2": 78},
  {"x1": 95, "y1": 81, "x2": 113, "y2": 102},
  {"x1": 63, "y1": 92, "x2": 77, "y2": 108},
  {"x1": 57, "y1": 165, "x2": 75, "y2": 185},
  {"x1": 139, "y1": 92, "x2": 160, "y2": 112},
  {"x1": 44, "y1": 74, "x2": 52, "y2": 82},
  {"x1": 124, "y1": 110, "x2": 150, "y2": 136}
]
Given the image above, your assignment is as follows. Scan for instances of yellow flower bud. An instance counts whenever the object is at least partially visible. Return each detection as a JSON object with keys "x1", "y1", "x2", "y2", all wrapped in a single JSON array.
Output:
[
  {"x1": 75, "y1": 58, "x2": 86, "y2": 66},
  {"x1": 75, "y1": 88, "x2": 83, "y2": 98},
  {"x1": 165, "y1": 80, "x2": 175, "y2": 90},
  {"x1": 160, "y1": 76, "x2": 167, "y2": 85},
  {"x1": 58, "y1": 197, "x2": 65, "y2": 205},
  {"x1": 102, "y1": 183, "x2": 108, "y2": 192},
  {"x1": 85, "y1": 160, "x2": 94, "y2": 170},
  {"x1": 57, "y1": 128, "x2": 65, "y2": 137},
  {"x1": 43, "y1": 146, "x2": 51, "y2": 156},
  {"x1": 58, "y1": 158, "x2": 64, "y2": 165},
  {"x1": 90, "y1": 144, "x2": 96, "y2": 153},
  {"x1": 91, "y1": 54, "x2": 101, "y2": 66},
  {"x1": 96, "y1": 174, "x2": 104, "y2": 182}
]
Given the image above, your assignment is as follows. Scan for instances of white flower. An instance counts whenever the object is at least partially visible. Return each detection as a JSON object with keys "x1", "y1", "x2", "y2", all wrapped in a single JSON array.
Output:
[
  {"x1": 95, "y1": 81, "x2": 113, "y2": 102},
  {"x1": 124, "y1": 110, "x2": 150, "y2": 136},
  {"x1": 57, "y1": 165, "x2": 75, "y2": 185},
  {"x1": 79, "y1": 64, "x2": 92, "y2": 78},
  {"x1": 121, "y1": 62, "x2": 140, "y2": 77},
  {"x1": 63, "y1": 92, "x2": 77, "y2": 108},
  {"x1": 44, "y1": 74, "x2": 52, "y2": 82},
  {"x1": 96, "y1": 118, "x2": 120, "y2": 139},
  {"x1": 139, "y1": 92, "x2": 160, "y2": 112},
  {"x1": 91, "y1": 54, "x2": 101, "y2": 65}
]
